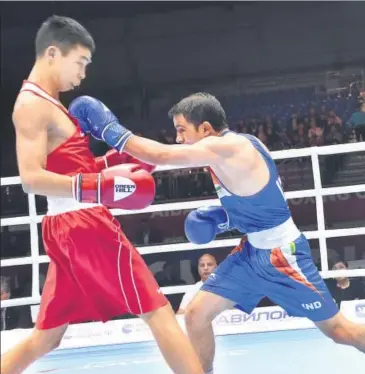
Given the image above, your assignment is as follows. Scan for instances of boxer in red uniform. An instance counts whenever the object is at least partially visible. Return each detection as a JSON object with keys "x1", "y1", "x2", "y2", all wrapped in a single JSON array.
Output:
[{"x1": 1, "y1": 15, "x2": 203, "y2": 374}]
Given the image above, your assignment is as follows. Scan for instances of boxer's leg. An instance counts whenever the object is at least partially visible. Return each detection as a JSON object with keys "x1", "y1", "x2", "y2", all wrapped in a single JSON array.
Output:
[
  {"x1": 82, "y1": 216, "x2": 204, "y2": 374},
  {"x1": 315, "y1": 312, "x2": 365, "y2": 353},
  {"x1": 1, "y1": 324, "x2": 68, "y2": 374},
  {"x1": 140, "y1": 303, "x2": 204, "y2": 374},
  {"x1": 2, "y1": 214, "x2": 86, "y2": 374},
  {"x1": 184, "y1": 291, "x2": 234, "y2": 374},
  {"x1": 186, "y1": 249, "x2": 263, "y2": 373}
]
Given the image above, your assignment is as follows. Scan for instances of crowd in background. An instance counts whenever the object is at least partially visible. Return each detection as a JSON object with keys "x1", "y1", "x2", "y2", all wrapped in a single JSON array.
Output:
[{"x1": 153, "y1": 88, "x2": 365, "y2": 149}]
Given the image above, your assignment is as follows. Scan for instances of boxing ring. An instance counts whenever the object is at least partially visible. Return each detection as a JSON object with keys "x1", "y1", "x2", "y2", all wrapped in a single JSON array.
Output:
[{"x1": 1, "y1": 142, "x2": 365, "y2": 373}]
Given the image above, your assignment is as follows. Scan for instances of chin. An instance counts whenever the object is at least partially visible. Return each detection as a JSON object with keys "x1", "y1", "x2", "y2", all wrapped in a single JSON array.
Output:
[{"x1": 59, "y1": 85, "x2": 72, "y2": 93}]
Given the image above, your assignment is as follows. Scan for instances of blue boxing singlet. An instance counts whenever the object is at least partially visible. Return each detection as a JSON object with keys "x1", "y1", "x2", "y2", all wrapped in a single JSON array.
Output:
[{"x1": 210, "y1": 130, "x2": 301, "y2": 249}]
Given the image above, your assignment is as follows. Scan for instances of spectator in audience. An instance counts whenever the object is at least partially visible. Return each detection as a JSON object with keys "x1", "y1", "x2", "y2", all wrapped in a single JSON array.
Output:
[
  {"x1": 0, "y1": 276, "x2": 33, "y2": 330},
  {"x1": 256, "y1": 124, "x2": 267, "y2": 144},
  {"x1": 289, "y1": 113, "x2": 298, "y2": 134},
  {"x1": 136, "y1": 218, "x2": 163, "y2": 245},
  {"x1": 347, "y1": 102, "x2": 365, "y2": 142},
  {"x1": 309, "y1": 107, "x2": 320, "y2": 124},
  {"x1": 327, "y1": 260, "x2": 365, "y2": 307},
  {"x1": 318, "y1": 105, "x2": 328, "y2": 127},
  {"x1": 327, "y1": 110, "x2": 343, "y2": 128},
  {"x1": 250, "y1": 119, "x2": 258, "y2": 136},
  {"x1": 155, "y1": 261, "x2": 186, "y2": 287},
  {"x1": 308, "y1": 118, "x2": 324, "y2": 146},
  {"x1": 292, "y1": 123, "x2": 308, "y2": 148},
  {"x1": 325, "y1": 123, "x2": 343, "y2": 145},
  {"x1": 1, "y1": 276, "x2": 11, "y2": 331},
  {"x1": 177, "y1": 254, "x2": 217, "y2": 314},
  {"x1": 303, "y1": 116, "x2": 310, "y2": 129},
  {"x1": 235, "y1": 120, "x2": 244, "y2": 133}
]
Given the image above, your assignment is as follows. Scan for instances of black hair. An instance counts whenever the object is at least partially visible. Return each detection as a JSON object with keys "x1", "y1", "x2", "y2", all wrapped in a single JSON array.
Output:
[
  {"x1": 332, "y1": 260, "x2": 349, "y2": 269},
  {"x1": 35, "y1": 15, "x2": 95, "y2": 57},
  {"x1": 168, "y1": 92, "x2": 228, "y2": 132}
]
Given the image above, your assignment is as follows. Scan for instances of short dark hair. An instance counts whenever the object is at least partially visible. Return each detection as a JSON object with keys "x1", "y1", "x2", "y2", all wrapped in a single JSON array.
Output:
[
  {"x1": 168, "y1": 93, "x2": 228, "y2": 132},
  {"x1": 332, "y1": 260, "x2": 349, "y2": 269},
  {"x1": 35, "y1": 15, "x2": 95, "y2": 57}
]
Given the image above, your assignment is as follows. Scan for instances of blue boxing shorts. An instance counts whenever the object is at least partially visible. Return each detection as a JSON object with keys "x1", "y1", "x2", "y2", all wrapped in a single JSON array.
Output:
[{"x1": 201, "y1": 234, "x2": 339, "y2": 322}]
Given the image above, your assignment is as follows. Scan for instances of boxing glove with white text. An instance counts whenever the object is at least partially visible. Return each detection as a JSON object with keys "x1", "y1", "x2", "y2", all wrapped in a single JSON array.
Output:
[{"x1": 73, "y1": 164, "x2": 155, "y2": 210}]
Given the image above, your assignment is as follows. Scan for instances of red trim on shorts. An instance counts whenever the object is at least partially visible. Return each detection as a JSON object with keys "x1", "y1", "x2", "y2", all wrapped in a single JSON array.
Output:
[{"x1": 270, "y1": 248, "x2": 320, "y2": 294}]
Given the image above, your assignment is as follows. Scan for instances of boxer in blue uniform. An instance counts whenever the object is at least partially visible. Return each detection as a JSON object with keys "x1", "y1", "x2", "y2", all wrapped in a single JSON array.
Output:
[{"x1": 69, "y1": 92, "x2": 365, "y2": 374}]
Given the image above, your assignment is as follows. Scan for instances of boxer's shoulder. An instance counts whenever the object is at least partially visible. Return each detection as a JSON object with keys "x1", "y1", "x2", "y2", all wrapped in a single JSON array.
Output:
[
  {"x1": 196, "y1": 133, "x2": 246, "y2": 155},
  {"x1": 13, "y1": 93, "x2": 52, "y2": 130},
  {"x1": 207, "y1": 133, "x2": 257, "y2": 167}
]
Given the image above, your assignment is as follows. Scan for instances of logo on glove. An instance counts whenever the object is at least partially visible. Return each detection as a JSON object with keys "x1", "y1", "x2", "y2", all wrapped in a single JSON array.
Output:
[{"x1": 114, "y1": 176, "x2": 136, "y2": 202}]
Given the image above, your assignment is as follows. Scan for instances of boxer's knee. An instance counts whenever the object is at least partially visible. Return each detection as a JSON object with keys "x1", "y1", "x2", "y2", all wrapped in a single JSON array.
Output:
[
  {"x1": 185, "y1": 301, "x2": 213, "y2": 331},
  {"x1": 139, "y1": 302, "x2": 176, "y2": 325},
  {"x1": 185, "y1": 291, "x2": 233, "y2": 332}
]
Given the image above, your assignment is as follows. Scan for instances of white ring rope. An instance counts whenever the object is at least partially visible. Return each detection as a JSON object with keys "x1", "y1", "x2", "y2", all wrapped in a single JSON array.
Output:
[{"x1": 1, "y1": 142, "x2": 365, "y2": 309}]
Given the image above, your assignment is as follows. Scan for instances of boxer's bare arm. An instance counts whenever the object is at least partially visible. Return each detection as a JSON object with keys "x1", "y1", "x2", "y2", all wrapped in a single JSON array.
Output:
[
  {"x1": 124, "y1": 135, "x2": 252, "y2": 167},
  {"x1": 13, "y1": 96, "x2": 73, "y2": 197}
]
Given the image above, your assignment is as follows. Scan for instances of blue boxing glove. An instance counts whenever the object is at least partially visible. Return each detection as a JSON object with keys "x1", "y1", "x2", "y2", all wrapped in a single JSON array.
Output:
[
  {"x1": 69, "y1": 96, "x2": 133, "y2": 152},
  {"x1": 184, "y1": 206, "x2": 230, "y2": 245}
]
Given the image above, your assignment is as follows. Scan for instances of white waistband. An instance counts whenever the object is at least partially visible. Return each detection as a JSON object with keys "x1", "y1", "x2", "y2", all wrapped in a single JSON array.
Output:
[
  {"x1": 46, "y1": 197, "x2": 102, "y2": 216},
  {"x1": 247, "y1": 217, "x2": 301, "y2": 249}
]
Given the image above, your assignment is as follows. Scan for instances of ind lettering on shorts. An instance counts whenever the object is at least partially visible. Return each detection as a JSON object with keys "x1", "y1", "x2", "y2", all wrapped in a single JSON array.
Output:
[
  {"x1": 301, "y1": 301, "x2": 322, "y2": 310},
  {"x1": 113, "y1": 176, "x2": 136, "y2": 201}
]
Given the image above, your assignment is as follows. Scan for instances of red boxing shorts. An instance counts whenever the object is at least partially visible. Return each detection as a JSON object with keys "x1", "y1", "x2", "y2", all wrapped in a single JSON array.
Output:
[{"x1": 36, "y1": 204, "x2": 167, "y2": 330}]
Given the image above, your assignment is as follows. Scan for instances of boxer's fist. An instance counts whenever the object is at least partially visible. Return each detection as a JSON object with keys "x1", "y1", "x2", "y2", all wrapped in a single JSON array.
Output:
[
  {"x1": 95, "y1": 149, "x2": 156, "y2": 173},
  {"x1": 69, "y1": 96, "x2": 133, "y2": 152},
  {"x1": 184, "y1": 206, "x2": 229, "y2": 245},
  {"x1": 73, "y1": 164, "x2": 155, "y2": 210}
]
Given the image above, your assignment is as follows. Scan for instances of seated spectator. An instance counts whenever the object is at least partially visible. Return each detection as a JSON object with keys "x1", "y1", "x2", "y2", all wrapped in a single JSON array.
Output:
[
  {"x1": 135, "y1": 218, "x2": 163, "y2": 245},
  {"x1": 325, "y1": 123, "x2": 343, "y2": 145},
  {"x1": 177, "y1": 254, "x2": 217, "y2": 314},
  {"x1": 292, "y1": 123, "x2": 308, "y2": 148},
  {"x1": 308, "y1": 118, "x2": 324, "y2": 146},
  {"x1": 279, "y1": 129, "x2": 293, "y2": 149},
  {"x1": 327, "y1": 260, "x2": 365, "y2": 306},
  {"x1": 155, "y1": 261, "x2": 186, "y2": 287},
  {"x1": 318, "y1": 105, "x2": 328, "y2": 127},
  {"x1": 308, "y1": 107, "x2": 321, "y2": 126},
  {"x1": 256, "y1": 124, "x2": 267, "y2": 144},
  {"x1": 235, "y1": 120, "x2": 244, "y2": 133},
  {"x1": 327, "y1": 110, "x2": 343, "y2": 128},
  {"x1": 288, "y1": 113, "x2": 298, "y2": 134},
  {"x1": 1, "y1": 276, "x2": 33, "y2": 330},
  {"x1": 347, "y1": 102, "x2": 365, "y2": 142},
  {"x1": 1, "y1": 276, "x2": 10, "y2": 331},
  {"x1": 264, "y1": 115, "x2": 276, "y2": 131},
  {"x1": 303, "y1": 116, "x2": 310, "y2": 129}
]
